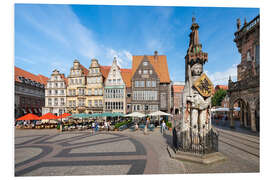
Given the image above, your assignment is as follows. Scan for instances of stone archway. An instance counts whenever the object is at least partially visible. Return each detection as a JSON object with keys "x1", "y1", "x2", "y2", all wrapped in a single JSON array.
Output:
[{"x1": 255, "y1": 99, "x2": 260, "y2": 132}]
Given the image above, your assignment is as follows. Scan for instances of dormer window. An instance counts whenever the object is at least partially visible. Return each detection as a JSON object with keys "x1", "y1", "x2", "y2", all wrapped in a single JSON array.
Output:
[
  {"x1": 143, "y1": 70, "x2": 148, "y2": 74},
  {"x1": 149, "y1": 70, "x2": 153, "y2": 74},
  {"x1": 139, "y1": 70, "x2": 141, "y2": 74},
  {"x1": 143, "y1": 62, "x2": 148, "y2": 66}
]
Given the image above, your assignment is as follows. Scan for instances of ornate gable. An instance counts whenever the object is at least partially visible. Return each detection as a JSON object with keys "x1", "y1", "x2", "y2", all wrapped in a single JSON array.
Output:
[{"x1": 105, "y1": 58, "x2": 125, "y2": 87}]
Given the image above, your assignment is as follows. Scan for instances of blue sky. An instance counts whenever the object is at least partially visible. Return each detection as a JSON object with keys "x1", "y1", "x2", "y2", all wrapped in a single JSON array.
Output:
[{"x1": 14, "y1": 4, "x2": 259, "y2": 85}]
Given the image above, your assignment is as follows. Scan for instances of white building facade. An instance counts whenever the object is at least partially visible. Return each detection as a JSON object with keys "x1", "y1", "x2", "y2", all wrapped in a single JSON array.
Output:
[{"x1": 42, "y1": 69, "x2": 67, "y2": 115}]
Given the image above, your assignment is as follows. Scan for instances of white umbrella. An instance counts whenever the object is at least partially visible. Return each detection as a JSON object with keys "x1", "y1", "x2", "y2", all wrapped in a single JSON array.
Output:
[
  {"x1": 124, "y1": 112, "x2": 146, "y2": 118},
  {"x1": 148, "y1": 110, "x2": 173, "y2": 117}
]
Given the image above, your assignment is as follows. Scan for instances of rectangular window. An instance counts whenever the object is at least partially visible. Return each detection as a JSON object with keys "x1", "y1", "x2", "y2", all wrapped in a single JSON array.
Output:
[
  {"x1": 88, "y1": 100, "x2": 92, "y2": 107},
  {"x1": 143, "y1": 70, "x2": 148, "y2": 74},
  {"x1": 140, "y1": 81, "x2": 144, "y2": 87},
  {"x1": 146, "y1": 81, "x2": 151, "y2": 87},
  {"x1": 54, "y1": 98, "x2": 58, "y2": 106},
  {"x1": 152, "y1": 81, "x2": 156, "y2": 87},
  {"x1": 94, "y1": 89, "x2": 98, "y2": 95},
  {"x1": 73, "y1": 100, "x2": 76, "y2": 107},
  {"x1": 79, "y1": 79, "x2": 82, "y2": 84},
  {"x1": 135, "y1": 81, "x2": 139, "y2": 87},
  {"x1": 69, "y1": 100, "x2": 72, "y2": 107},
  {"x1": 99, "y1": 100, "x2": 102, "y2": 107},
  {"x1": 61, "y1": 98, "x2": 64, "y2": 106},
  {"x1": 94, "y1": 100, "x2": 98, "y2": 107}
]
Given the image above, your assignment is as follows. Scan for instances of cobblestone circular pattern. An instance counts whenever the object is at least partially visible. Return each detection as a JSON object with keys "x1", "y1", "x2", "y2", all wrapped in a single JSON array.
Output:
[{"x1": 15, "y1": 131, "x2": 148, "y2": 176}]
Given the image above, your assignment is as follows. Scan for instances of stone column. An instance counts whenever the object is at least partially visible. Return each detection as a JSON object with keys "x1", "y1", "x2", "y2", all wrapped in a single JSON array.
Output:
[
  {"x1": 229, "y1": 108, "x2": 235, "y2": 128},
  {"x1": 243, "y1": 109, "x2": 247, "y2": 128},
  {"x1": 250, "y1": 108, "x2": 257, "y2": 132},
  {"x1": 239, "y1": 103, "x2": 243, "y2": 127}
]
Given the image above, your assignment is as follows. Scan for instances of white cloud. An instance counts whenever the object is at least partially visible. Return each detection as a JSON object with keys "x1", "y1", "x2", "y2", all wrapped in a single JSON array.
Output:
[
  {"x1": 15, "y1": 56, "x2": 35, "y2": 65},
  {"x1": 106, "y1": 48, "x2": 132, "y2": 68},
  {"x1": 17, "y1": 5, "x2": 100, "y2": 59},
  {"x1": 205, "y1": 64, "x2": 237, "y2": 85},
  {"x1": 50, "y1": 61, "x2": 70, "y2": 75}
]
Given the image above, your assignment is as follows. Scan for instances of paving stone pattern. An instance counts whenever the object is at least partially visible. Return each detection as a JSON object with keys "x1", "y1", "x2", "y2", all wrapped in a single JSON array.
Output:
[{"x1": 15, "y1": 127, "x2": 259, "y2": 176}]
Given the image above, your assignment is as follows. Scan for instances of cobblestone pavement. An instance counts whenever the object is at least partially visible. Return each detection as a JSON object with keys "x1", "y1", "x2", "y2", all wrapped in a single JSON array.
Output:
[
  {"x1": 15, "y1": 126, "x2": 259, "y2": 176},
  {"x1": 179, "y1": 126, "x2": 260, "y2": 174}
]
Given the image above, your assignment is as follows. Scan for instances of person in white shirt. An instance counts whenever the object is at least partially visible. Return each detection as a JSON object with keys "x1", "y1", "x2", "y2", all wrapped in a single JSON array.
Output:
[
  {"x1": 161, "y1": 121, "x2": 166, "y2": 134},
  {"x1": 91, "y1": 122, "x2": 95, "y2": 134}
]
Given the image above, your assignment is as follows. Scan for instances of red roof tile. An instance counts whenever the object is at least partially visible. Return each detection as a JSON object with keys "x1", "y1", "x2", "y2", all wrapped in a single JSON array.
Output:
[
  {"x1": 15, "y1": 66, "x2": 48, "y2": 85},
  {"x1": 120, "y1": 69, "x2": 132, "y2": 88},
  {"x1": 215, "y1": 85, "x2": 228, "y2": 90},
  {"x1": 173, "y1": 85, "x2": 184, "y2": 93},
  {"x1": 79, "y1": 64, "x2": 89, "y2": 76},
  {"x1": 132, "y1": 55, "x2": 171, "y2": 83}
]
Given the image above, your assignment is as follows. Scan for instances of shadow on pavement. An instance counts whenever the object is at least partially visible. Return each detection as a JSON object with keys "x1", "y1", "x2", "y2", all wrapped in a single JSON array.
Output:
[
  {"x1": 162, "y1": 130, "x2": 174, "y2": 148},
  {"x1": 212, "y1": 119, "x2": 259, "y2": 137}
]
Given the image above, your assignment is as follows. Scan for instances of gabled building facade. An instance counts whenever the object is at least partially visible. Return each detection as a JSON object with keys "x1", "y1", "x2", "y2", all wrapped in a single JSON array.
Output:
[
  {"x1": 104, "y1": 58, "x2": 127, "y2": 114},
  {"x1": 42, "y1": 69, "x2": 67, "y2": 115},
  {"x1": 66, "y1": 60, "x2": 89, "y2": 114},
  {"x1": 131, "y1": 51, "x2": 172, "y2": 114},
  {"x1": 86, "y1": 59, "x2": 104, "y2": 114}
]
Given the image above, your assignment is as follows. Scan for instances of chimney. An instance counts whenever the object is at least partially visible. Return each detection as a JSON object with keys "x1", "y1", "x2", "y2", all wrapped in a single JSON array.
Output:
[{"x1": 154, "y1": 51, "x2": 158, "y2": 61}]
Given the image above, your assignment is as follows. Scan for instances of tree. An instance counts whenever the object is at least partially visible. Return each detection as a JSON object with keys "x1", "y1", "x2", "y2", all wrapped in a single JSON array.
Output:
[{"x1": 211, "y1": 89, "x2": 227, "y2": 107}]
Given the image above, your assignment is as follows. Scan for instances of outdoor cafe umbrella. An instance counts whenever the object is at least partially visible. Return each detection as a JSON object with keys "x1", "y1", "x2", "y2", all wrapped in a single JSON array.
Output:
[
  {"x1": 16, "y1": 113, "x2": 40, "y2": 121},
  {"x1": 148, "y1": 110, "x2": 173, "y2": 125},
  {"x1": 56, "y1": 113, "x2": 71, "y2": 119},
  {"x1": 38, "y1": 113, "x2": 58, "y2": 124},
  {"x1": 124, "y1": 112, "x2": 146, "y2": 118},
  {"x1": 148, "y1": 110, "x2": 173, "y2": 117}
]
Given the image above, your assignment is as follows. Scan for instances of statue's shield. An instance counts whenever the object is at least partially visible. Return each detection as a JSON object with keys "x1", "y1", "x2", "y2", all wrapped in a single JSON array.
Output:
[{"x1": 193, "y1": 73, "x2": 214, "y2": 97}]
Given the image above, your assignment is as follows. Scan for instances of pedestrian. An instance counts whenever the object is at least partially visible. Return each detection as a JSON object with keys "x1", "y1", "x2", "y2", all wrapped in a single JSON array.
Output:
[
  {"x1": 104, "y1": 121, "x2": 108, "y2": 132},
  {"x1": 91, "y1": 121, "x2": 95, "y2": 134},
  {"x1": 161, "y1": 120, "x2": 166, "y2": 134},
  {"x1": 135, "y1": 123, "x2": 138, "y2": 131},
  {"x1": 107, "y1": 121, "x2": 110, "y2": 131}
]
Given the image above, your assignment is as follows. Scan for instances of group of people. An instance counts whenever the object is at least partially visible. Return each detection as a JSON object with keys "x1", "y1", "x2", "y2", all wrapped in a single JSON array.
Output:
[{"x1": 91, "y1": 121, "x2": 111, "y2": 134}]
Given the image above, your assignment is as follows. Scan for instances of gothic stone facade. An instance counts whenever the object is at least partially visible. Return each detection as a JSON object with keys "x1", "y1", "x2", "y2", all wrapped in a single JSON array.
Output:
[{"x1": 228, "y1": 15, "x2": 260, "y2": 132}]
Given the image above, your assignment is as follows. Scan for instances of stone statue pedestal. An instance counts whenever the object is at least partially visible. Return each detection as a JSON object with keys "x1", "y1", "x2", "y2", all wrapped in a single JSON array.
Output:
[{"x1": 167, "y1": 145, "x2": 226, "y2": 164}]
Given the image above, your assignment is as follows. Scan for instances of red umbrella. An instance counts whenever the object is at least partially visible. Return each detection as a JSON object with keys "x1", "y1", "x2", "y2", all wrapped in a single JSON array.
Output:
[
  {"x1": 38, "y1": 113, "x2": 58, "y2": 120},
  {"x1": 56, "y1": 113, "x2": 71, "y2": 119},
  {"x1": 16, "y1": 113, "x2": 40, "y2": 121}
]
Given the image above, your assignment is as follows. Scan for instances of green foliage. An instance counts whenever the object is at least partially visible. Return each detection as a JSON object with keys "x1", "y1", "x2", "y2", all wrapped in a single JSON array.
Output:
[
  {"x1": 166, "y1": 122, "x2": 172, "y2": 128},
  {"x1": 211, "y1": 89, "x2": 227, "y2": 107},
  {"x1": 115, "y1": 120, "x2": 132, "y2": 129}
]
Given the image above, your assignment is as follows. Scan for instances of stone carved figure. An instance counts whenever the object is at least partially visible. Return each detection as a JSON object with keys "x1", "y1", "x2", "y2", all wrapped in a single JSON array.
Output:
[
  {"x1": 186, "y1": 63, "x2": 211, "y2": 137},
  {"x1": 173, "y1": 17, "x2": 214, "y2": 150}
]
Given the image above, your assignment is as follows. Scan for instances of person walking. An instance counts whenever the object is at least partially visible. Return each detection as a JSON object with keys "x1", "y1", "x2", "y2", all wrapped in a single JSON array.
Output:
[
  {"x1": 107, "y1": 121, "x2": 110, "y2": 131},
  {"x1": 161, "y1": 120, "x2": 166, "y2": 135},
  {"x1": 104, "y1": 121, "x2": 108, "y2": 132},
  {"x1": 91, "y1": 121, "x2": 95, "y2": 134}
]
